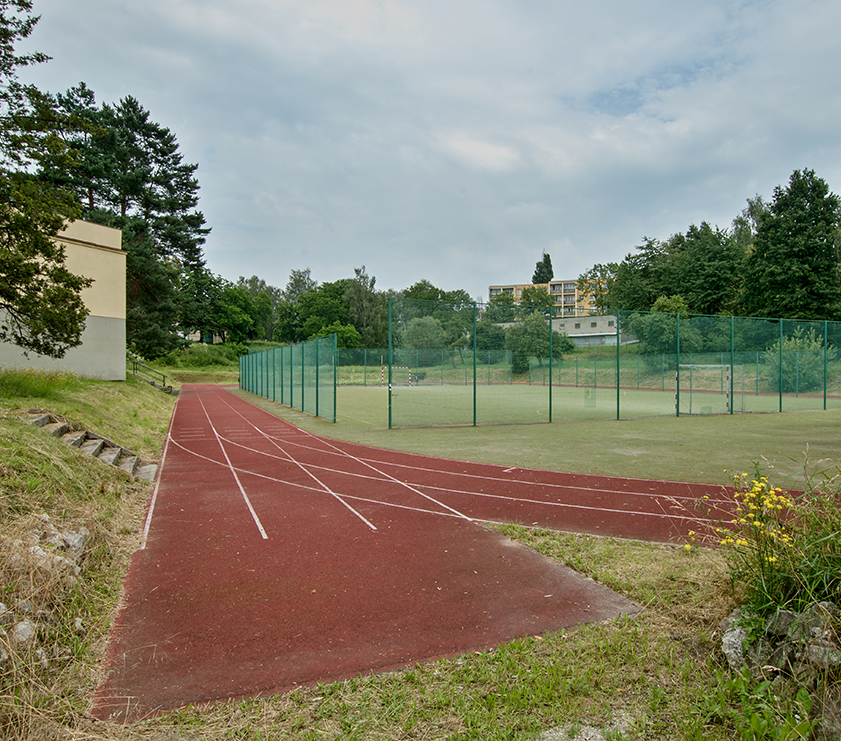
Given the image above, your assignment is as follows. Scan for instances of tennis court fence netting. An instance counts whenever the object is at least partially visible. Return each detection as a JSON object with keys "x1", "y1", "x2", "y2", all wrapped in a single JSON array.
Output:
[
  {"x1": 239, "y1": 334, "x2": 337, "y2": 422},
  {"x1": 241, "y1": 301, "x2": 841, "y2": 428}
]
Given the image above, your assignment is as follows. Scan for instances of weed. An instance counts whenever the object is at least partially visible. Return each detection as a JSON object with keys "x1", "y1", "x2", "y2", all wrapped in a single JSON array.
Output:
[
  {"x1": 692, "y1": 668, "x2": 814, "y2": 740},
  {"x1": 715, "y1": 463, "x2": 841, "y2": 615}
]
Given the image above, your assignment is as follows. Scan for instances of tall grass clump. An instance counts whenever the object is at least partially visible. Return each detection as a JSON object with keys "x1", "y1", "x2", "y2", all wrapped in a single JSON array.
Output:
[
  {"x1": 716, "y1": 464, "x2": 841, "y2": 616},
  {"x1": 0, "y1": 368, "x2": 81, "y2": 400}
]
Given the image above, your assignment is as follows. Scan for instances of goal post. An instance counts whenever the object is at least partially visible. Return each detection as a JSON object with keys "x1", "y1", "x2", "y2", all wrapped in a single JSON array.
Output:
[
  {"x1": 675, "y1": 363, "x2": 745, "y2": 415},
  {"x1": 381, "y1": 365, "x2": 413, "y2": 386}
]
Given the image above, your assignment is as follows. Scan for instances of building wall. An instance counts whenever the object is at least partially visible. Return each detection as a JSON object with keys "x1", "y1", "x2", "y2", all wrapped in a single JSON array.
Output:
[
  {"x1": 489, "y1": 278, "x2": 598, "y2": 317},
  {"x1": 553, "y1": 315, "x2": 618, "y2": 347},
  {"x1": 0, "y1": 220, "x2": 126, "y2": 380}
]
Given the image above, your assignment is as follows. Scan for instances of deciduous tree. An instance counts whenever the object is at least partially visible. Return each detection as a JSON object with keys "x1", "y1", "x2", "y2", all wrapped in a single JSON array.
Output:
[
  {"x1": 505, "y1": 312, "x2": 571, "y2": 374},
  {"x1": 344, "y1": 266, "x2": 386, "y2": 347},
  {"x1": 578, "y1": 263, "x2": 617, "y2": 315},
  {"x1": 740, "y1": 169, "x2": 841, "y2": 320},
  {"x1": 0, "y1": 0, "x2": 90, "y2": 358}
]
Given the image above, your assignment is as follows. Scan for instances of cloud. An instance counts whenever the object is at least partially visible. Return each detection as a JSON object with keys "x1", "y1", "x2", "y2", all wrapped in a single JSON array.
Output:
[
  {"x1": 17, "y1": 0, "x2": 841, "y2": 299},
  {"x1": 438, "y1": 134, "x2": 521, "y2": 172}
]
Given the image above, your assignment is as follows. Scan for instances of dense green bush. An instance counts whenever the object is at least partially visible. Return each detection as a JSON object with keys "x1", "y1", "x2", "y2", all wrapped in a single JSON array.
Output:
[
  {"x1": 162, "y1": 342, "x2": 246, "y2": 367},
  {"x1": 763, "y1": 327, "x2": 834, "y2": 393}
]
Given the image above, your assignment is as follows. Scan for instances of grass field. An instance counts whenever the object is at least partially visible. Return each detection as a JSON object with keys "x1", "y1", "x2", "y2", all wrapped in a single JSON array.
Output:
[
  {"x1": 1, "y1": 365, "x2": 839, "y2": 739},
  {"x1": 236, "y1": 384, "x2": 841, "y2": 490}
]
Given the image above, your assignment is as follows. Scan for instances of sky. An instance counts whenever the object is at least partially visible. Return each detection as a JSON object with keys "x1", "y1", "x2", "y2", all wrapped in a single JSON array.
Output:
[{"x1": 18, "y1": 0, "x2": 841, "y2": 302}]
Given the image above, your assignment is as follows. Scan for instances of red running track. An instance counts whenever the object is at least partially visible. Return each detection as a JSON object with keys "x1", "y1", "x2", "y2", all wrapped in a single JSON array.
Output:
[{"x1": 91, "y1": 385, "x2": 731, "y2": 721}]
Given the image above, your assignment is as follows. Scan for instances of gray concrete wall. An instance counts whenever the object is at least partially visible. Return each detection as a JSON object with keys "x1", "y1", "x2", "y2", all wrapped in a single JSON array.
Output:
[
  {"x1": 0, "y1": 220, "x2": 126, "y2": 381},
  {"x1": 0, "y1": 315, "x2": 126, "y2": 381}
]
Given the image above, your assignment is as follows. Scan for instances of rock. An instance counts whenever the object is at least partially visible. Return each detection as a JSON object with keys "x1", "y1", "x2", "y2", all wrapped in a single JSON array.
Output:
[
  {"x1": 719, "y1": 609, "x2": 747, "y2": 671},
  {"x1": 61, "y1": 528, "x2": 89, "y2": 558},
  {"x1": 788, "y1": 602, "x2": 837, "y2": 643},
  {"x1": 35, "y1": 647, "x2": 49, "y2": 669},
  {"x1": 814, "y1": 687, "x2": 841, "y2": 741},
  {"x1": 12, "y1": 619, "x2": 36, "y2": 645},
  {"x1": 765, "y1": 609, "x2": 797, "y2": 637},
  {"x1": 28, "y1": 544, "x2": 80, "y2": 578},
  {"x1": 803, "y1": 640, "x2": 841, "y2": 671},
  {"x1": 721, "y1": 602, "x2": 841, "y2": 737}
]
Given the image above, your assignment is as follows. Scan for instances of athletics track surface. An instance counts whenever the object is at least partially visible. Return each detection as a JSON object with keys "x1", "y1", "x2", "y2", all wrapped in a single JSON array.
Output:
[{"x1": 91, "y1": 385, "x2": 732, "y2": 721}]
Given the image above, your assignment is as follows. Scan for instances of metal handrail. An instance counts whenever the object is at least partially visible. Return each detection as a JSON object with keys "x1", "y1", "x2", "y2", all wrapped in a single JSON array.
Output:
[{"x1": 128, "y1": 360, "x2": 172, "y2": 393}]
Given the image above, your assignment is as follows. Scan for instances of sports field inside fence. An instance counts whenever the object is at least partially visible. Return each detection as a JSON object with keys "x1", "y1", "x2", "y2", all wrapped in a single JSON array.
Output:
[
  {"x1": 332, "y1": 376, "x2": 841, "y2": 428},
  {"x1": 235, "y1": 384, "x2": 841, "y2": 492},
  {"x1": 241, "y1": 302, "x2": 841, "y2": 428}
]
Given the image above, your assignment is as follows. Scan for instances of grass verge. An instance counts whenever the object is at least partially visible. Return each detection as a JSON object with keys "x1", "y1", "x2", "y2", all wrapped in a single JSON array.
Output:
[{"x1": 0, "y1": 367, "x2": 837, "y2": 739}]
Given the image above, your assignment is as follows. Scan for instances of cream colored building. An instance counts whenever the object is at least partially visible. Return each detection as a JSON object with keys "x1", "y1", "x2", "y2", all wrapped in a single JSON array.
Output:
[
  {"x1": 0, "y1": 220, "x2": 126, "y2": 380},
  {"x1": 488, "y1": 278, "x2": 597, "y2": 317}
]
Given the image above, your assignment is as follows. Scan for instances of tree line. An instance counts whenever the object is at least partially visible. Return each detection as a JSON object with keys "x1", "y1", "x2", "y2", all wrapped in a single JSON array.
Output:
[{"x1": 578, "y1": 169, "x2": 841, "y2": 322}]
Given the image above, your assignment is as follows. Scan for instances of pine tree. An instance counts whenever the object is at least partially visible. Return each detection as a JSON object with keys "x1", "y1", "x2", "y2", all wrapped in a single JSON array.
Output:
[
  {"x1": 42, "y1": 84, "x2": 212, "y2": 357},
  {"x1": 532, "y1": 252, "x2": 554, "y2": 284}
]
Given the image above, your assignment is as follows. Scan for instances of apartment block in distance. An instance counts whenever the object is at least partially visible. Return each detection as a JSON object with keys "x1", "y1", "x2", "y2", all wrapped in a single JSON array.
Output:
[{"x1": 488, "y1": 278, "x2": 597, "y2": 317}]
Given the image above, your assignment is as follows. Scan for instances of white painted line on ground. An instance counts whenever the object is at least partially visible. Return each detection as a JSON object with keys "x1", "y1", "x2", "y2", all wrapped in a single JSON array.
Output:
[
  {"x1": 141, "y1": 392, "x2": 179, "y2": 550},
  {"x1": 198, "y1": 395, "x2": 268, "y2": 540},
  {"x1": 213, "y1": 395, "x2": 378, "y2": 531}
]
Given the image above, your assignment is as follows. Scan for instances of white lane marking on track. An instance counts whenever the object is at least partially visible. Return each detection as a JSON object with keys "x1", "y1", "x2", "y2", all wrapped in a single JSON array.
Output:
[
  {"x1": 213, "y1": 430, "x2": 726, "y2": 518},
  {"x1": 204, "y1": 406, "x2": 730, "y2": 504},
  {"x1": 216, "y1": 395, "x2": 472, "y2": 523},
  {"x1": 204, "y1": 391, "x2": 377, "y2": 532},
  {"x1": 197, "y1": 395, "x2": 268, "y2": 540},
  {"x1": 141, "y1": 391, "x2": 179, "y2": 550},
  {"x1": 169, "y1": 438, "x2": 694, "y2": 523},
  {"x1": 212, "y1": 389, "x2": 720, "y2": 529},
  {"x1": 250, "y1": 434, "x2": 732, "y2": 506}
]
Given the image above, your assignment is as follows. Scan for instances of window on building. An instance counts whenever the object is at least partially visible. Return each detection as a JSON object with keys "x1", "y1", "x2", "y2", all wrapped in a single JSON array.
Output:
[
  {"x1": 574, "y1": 322, "x2": 581, "y2": 329},
  {"x1": 591, "y1": 322, "x2": 597, "y2": 328},
  {"x1": 608, "y1": 320, "x2": 614, "y2": 327}
]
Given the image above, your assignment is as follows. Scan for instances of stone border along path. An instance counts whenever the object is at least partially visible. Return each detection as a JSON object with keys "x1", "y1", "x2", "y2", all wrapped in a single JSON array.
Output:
[{"x1": 26, "y1": 409, "x2": 158, "y2": 482}]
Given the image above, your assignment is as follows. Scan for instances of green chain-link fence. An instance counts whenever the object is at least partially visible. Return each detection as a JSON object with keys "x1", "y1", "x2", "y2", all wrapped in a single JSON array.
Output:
[
  {"x1": 336, "y1": 299, "x2": 840, "y2": 428},
  {"x1": 239, "y1": 334, "x2": 337, "y2": 422}
]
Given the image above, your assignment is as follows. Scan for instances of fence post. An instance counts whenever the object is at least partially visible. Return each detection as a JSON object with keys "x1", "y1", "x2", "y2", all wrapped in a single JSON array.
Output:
[
  {"x1": 779, "y1": 320, "x2": 783, "y2": 413},
  {"x1": 824, "y1": 320, "x2": 829, "y2": 411},
  {"x1": 548, "y1": 309, "x2": 553, "y2": 423},
  {"x1": 675, "y1": 313, "x2": 681, "y2": 416},
  {"x1": 473, "y1": 303, "x2": 477, "y2": 426},
  {"x1": 388, "y1": 298, "x2": 393, "y2": 429},
  {"x1": 730, "y1": 316, "x2": 735, "y2": 414},
  {"x1": 616, "y1": 313, "x2": 621, "y2": 420}
]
